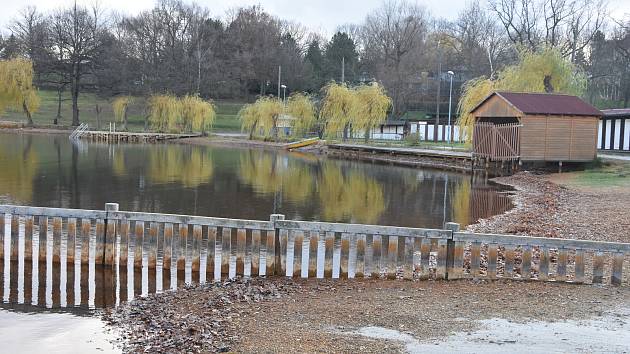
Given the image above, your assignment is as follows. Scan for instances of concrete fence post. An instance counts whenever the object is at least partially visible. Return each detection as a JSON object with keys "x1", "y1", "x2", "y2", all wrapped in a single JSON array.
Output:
[
  {"x1": 104, "y1": 203, "x2": 119, "y2": 265},
  {"x1": 270, "y1": 214, "x2": 285, "y2": 276},
  {"x1": 444, "y1": 222, "x2": 461, "y2": 280}
]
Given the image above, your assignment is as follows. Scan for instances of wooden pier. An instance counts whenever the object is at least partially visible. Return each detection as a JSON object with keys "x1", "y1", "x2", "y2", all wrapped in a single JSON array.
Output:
[
  {"x1": 79, "y1": 131, "x2": 201, "y2": 143},
  {"x1": 328, "y1": 143, "x2": 472, "y2": 161}
]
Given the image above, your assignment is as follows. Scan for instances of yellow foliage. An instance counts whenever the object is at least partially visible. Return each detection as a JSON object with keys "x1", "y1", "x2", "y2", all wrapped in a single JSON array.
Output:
[
  {"x1": 148, "y1": 94, "x2": 181, "y2": 132},
  {"x1": 180, "y1": 95, "x2": 216, "y2": 132},
  {"x1": 112, "y1": 96, "x2": 134, "y2": 130},
  {"x1": 353, "y1": 82, "x2": 392, "y2": 135},
  {"x1": 319, "y1": 82, "x2": 357, "y2": 139},
  {"x1": 0, "y1": 58, "x2": 40, "y2": 121},
  {"x1": 286, "y1": 93, "x2": 317, "y2": 138},
  {"x1": 320, "y1": 81, "x2": 391, "y2": 140},
  {"x1": 239, "y1": 97, "x2": 284, "y2": 138},
  {"x1": 458, "y1": 47, "x2": 587, "y2": 142}
]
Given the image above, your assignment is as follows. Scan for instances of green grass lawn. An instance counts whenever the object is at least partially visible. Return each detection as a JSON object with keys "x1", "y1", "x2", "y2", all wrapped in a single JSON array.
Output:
[
  {"x1": 0, "y1": 89, "x2": 245, "y2": 133},
  {"x1": 565, "y1": 160, "x2": 630, "y2": 188}
]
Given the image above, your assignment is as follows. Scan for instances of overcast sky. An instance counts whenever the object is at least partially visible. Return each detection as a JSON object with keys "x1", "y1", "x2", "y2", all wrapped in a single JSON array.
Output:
[{"x1": 1, "y1": 0, "x2": 629, "y2": 36}]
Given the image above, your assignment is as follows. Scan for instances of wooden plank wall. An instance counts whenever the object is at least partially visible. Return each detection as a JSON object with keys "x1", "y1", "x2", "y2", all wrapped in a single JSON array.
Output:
[{"x1": 520, "y1": 115, "x2": 598, "y2": 162}]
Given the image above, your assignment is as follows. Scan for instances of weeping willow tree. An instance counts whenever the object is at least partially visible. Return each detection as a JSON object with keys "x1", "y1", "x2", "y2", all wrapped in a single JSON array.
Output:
[
  {"x1": 112, "y1": 96, "x2": 134, "y2": 131},
  {"x1": 239, "y1": 97, "x2": 284, "y2": 139},
  {"x1": 353, "y1": 83, "x2": 392, "y2": 141},
  {"x1": 286, "y1": 93, "x2": 317, "y2": 138},
  {"x1": 458, "y1": 47, "x2": 587, "y2": 141},
  {"x1": 180, "y1": 95, "x2": 216, "y2": 133},
  {"x1": 0, "y1": 58, "x2": 40, "y2": 126},
  {"x1": 319, "y1": 82, "x2": 357, "y2": 139},
  {"x1": 147, "y1": 94, "x2": 181, "y2": 132}
]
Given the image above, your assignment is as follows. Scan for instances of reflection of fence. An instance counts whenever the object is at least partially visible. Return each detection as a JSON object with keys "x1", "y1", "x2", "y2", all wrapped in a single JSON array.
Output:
[
  {"x1": 1, "y1": 204, "x2": 628, "y2": 286},
  {"x1": 469, "y1": 188, "x2": 513, "y2": 222}
]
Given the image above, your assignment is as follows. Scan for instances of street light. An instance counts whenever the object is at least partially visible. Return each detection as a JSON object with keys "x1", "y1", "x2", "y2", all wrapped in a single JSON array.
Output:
[
  {"x1": 447, "y1": 71, "x2": 454, "y2": 144},
  {"x1": 281, "y1": 84, "x2": 287, "y2": 105}
]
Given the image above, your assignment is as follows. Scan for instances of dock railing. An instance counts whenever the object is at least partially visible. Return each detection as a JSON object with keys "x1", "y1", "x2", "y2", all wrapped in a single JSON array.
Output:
[{"x1": 0, "y1": 204, "x2": 627, "y2": 287}]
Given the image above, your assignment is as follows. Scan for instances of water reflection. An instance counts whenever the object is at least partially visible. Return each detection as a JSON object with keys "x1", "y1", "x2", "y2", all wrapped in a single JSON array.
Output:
[{"x1": 0, "y1": 132, "x2": 512, "y2": 229}]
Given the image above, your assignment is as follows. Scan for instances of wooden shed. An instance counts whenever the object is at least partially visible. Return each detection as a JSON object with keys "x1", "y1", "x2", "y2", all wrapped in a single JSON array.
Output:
[{"x1": 470, "y1": 92, "x2": 602, "y2": 163}]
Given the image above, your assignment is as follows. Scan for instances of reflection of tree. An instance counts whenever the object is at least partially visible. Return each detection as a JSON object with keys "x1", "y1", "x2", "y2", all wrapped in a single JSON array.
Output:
[
  {"x1": 238, "y1": 151, "x2": 385, "y2": 224},
  {"x1": 112, "y1": 149, "x2": 126, "y2": 177},
  {"x1": 148, "y1": 146, "x2": 213, "y2": 188},
  {"x1": 238, "y1": 151, "x2": 314, "y2": 203},
  {"x1": 318, "y1": 164, "x2": 385, "y2": 224},
  {"x1": 450, "y1": 179, "x2": 471, "y2": 226},
  {"x1": 0, "y1": 137, "x2": 39, "y2": 203}
]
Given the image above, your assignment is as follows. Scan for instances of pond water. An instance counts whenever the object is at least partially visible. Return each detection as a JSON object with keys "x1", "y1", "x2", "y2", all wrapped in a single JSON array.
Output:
[
  {"x1": 0, "y1": 131, "x2": 512, "y2": 318},
  {"x1": 0, "y1": 132, "x2": 510, "y2": 229}
]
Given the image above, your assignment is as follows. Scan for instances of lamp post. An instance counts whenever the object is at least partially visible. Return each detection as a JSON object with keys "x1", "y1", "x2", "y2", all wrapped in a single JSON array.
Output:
[
  {"x1": 447, "y1": 70, "x2": 454, "y2": 144},
  {"x1": 281, "y1": 85, "x2": 287, "y2": 105}
]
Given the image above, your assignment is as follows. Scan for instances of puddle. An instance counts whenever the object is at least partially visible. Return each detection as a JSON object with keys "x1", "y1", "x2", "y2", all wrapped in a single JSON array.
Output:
[
  {"x1": 0, "y1": 309, "x2": 119, "y2": 353},
  {"x1": 347, "y1": 308, "x2": 630, "y2": 353}
]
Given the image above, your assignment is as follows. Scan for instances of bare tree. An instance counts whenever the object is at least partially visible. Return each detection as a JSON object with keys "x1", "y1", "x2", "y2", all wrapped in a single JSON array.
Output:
[
  {"x1": 490, "y1": 0, "x2": 608, "y2": 62},
  {"x1": 361, "y1": 0, "x2": 430, "y2": 115},
  {"x1": 51, "y1": 2, "x2": 107, "y2": 126}
]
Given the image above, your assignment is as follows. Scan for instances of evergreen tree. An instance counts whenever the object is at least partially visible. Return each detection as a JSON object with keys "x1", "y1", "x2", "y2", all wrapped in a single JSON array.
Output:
[{"x1": 323, "y1": 32, "x2": 359, "y2": 83}]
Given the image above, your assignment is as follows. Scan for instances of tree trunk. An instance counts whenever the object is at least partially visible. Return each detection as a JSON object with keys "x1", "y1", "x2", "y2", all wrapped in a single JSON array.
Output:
[
  {"x1": 71, "y1": 62, "x2": 80, "y2": 126},
  {"x1": 22, "y1": 101, "x2": 34, "y2": 127},
  {"x1": 123, "y1": 106, "x2": 128, "y2": 131},
  {"x1": 54, "y1": 85, "x2": 63, "y2": 125},
  {"x1": 544, "y1": 75, "x2": 554, "y2": 93}
]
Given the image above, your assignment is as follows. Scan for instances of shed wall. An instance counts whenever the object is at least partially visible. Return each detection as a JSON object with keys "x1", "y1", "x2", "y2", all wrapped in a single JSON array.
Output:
[
  {"x1": 473, "y1": 94, "x2": 522, "y2": 118},
  {"x1": 520, "y1": 115, "x2": 598, "y2": 162}
]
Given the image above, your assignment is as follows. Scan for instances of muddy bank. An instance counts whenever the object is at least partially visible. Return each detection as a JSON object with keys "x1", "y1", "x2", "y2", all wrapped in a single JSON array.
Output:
[
  {"x1": 103, "y1": 278, "x2": 630, "y2": 353},
  {"x1": 468, "y1": 171, "x2": 630, "y2": 243}
]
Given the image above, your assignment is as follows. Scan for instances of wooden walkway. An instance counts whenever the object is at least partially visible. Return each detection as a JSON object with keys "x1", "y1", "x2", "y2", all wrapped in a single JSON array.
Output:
[
  {"x1": 328, "y1": 143, "x2": 472, "y2": 161},
  {"x1": 80, "y1": 131, "x2": 201, "y2": 143}
]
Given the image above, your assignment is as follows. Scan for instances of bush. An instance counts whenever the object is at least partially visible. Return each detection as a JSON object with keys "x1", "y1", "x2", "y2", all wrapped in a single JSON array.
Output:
[{"x1": 404, "y1": 133, "x2": 420, "y2": 147}]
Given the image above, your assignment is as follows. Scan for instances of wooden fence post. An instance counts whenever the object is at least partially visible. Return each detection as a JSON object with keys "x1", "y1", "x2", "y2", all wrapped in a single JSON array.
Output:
[
  {"x1": 270, "y1": 214, "x2": 285, "y2": 276},
  {"x1": 445, "y1": 222, "x2": 460, "y2": 280}
]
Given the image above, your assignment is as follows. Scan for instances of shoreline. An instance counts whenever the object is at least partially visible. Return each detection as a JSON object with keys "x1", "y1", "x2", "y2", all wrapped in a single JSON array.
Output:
[
  {"x1": 0, "y1": 125, "x2": 476, "y2": 173},
  {"x1": 468, "y1": 169, "x2": 630, "y2": 243}
]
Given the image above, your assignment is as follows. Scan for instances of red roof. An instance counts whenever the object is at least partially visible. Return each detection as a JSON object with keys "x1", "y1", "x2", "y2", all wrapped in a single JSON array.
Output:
[{"x1": 472, "y1": 92, "x2": 602, "y2": 117}]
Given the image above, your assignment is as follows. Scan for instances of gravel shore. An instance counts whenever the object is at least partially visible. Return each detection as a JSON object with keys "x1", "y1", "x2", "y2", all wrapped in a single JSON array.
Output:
[
  {"x1": 468, "y1": 170, "x2": 630, "y2": 243},
  {"x1": 103, "y1": 278, "x2": 629, "y2": 353}
]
